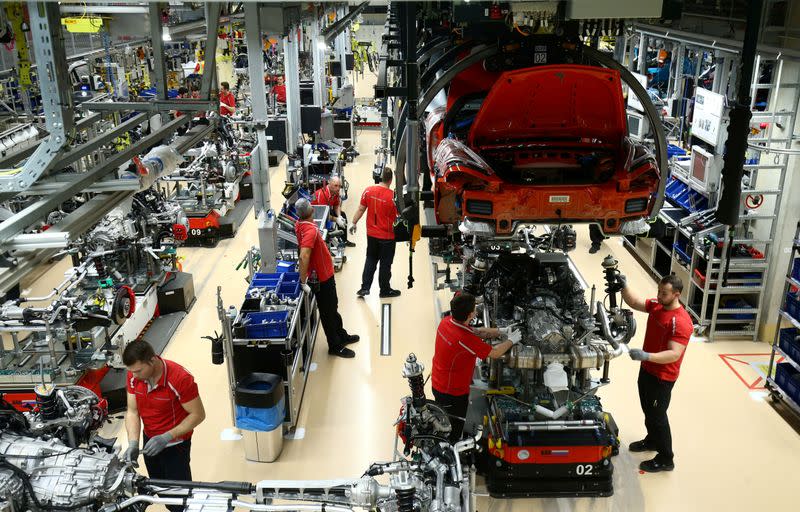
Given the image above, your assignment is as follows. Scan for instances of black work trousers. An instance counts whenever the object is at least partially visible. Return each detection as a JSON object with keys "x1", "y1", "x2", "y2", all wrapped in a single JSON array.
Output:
[
  {"x1": 314, "y1": 276, "x2": 349, "y2": 349},
  {"x1": 143, "y1": 437, "x2": 192, "y2": 512},
  {"x1": 637, "y1": 367, "x2": 676, "y2": 464},
  {"x1": 432, "y1": 389, "x2": 470, "y2": 443},
  {"x1": 361, "y1": 236, "x2": 396, "y2": 293},
  {"x1": 589, "y1": 223, "x2": 607, "y2": 247}
]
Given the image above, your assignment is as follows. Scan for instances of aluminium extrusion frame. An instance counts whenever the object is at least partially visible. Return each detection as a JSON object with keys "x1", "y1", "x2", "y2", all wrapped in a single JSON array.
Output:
[{"x1": 0, "y1": 2, "x2": 74, "y2": 193}]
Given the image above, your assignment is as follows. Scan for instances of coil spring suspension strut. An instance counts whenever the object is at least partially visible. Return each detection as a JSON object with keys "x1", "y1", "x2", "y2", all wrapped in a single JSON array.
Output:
[
  {"x1": 402, "y1": 353, "x2": 426, "y2": 408},
  {"x1": 35, "y1": 384, "x2": 59, "y2": 420},
  {"x1": 395, "y1": 486, "x2": 416, "y2": 512},
  {"x1": 94, "y1": 258, "x2": 108, "y2": 280}
]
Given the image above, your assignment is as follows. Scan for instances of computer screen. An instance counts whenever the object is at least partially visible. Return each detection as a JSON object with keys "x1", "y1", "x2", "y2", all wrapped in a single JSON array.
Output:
[{"x1": 627, "y1": 112, "x2": 645, "y2": 140}]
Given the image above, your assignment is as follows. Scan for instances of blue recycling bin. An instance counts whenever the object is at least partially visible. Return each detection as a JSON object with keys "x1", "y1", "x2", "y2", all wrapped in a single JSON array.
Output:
[{"x1": 235, "y1": 373, "x2": 285, "y2": 462}]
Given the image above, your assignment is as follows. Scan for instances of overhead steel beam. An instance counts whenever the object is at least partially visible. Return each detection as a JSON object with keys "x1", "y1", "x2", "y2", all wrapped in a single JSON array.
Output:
[
  {"x1": 48, "y1": 113, "x2": 147, "y2": 174},
  {"x1": 199, "y1": 2, "x2": 221, "y2": 99},
  {"x1": 322, "y1": 1, "x2": 369, "y2": 43},
  {"x1": 23, "y1": 122, "x2": 214, "y2": 196},
  {"x1": 0, "y1": 191, "x2": 132, "y2": 293},
  {"x1": 0, "y1": 115, "x2": 189, "y2": 246},
  {"x1": 0, "y1": 2, "x2": 73, "y2": 193},
  {"x1": 79, "y1": 99, "x2": 215, "y2": 112},
  {"x1": 0, "y1": 113, "x2": 99, "y2": 168},
  {"x1": 6, "y1": 191, "x2": 134, "y2": 251}
]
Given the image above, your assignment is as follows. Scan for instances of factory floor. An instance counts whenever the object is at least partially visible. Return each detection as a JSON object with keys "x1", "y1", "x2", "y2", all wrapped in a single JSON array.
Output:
[{"x1": 53, "y1": 128, "x2": 793, "y2": 510}]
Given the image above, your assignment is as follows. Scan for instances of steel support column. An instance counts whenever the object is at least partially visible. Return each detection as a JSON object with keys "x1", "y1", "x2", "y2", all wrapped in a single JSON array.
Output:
[
  {"x1": 200, "y1": 2, "x2": 221, "y2": 99},
  {"x1": 149, "y1": 2, "x2": 169, "y2": 122},
  {"x1": 244, "y1": 2, "x2": 276, "y2": 270},
  {"x1": 0, "y1": 2, "x2": 73, "y2": 192},
  {"x1": 403, "y1": 2, "x2": 419, "y2": 209},
  {"x1": 311, "y1": 21, "x2": 326, "y2": 106},
  {"x1": 284, "y1": 31, "x2": 302, "y2": 152}
]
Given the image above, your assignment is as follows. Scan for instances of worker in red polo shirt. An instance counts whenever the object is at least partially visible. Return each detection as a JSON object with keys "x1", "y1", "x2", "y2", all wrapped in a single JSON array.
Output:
[
  {"x1": 312, "y1": 176, "x2": 355, "y2": 247},
  {"x1": 349, "y1": 167, "x2": 399, "y2": 298},
  {"x1": 432, "y1": 292, "x2": 521, "y2": 442},
  {"x1": 620, "y1": 273, "x2": 692, "y2": 473},
  {"x1": 219, "y1": 81, "x2": 236, "y2": 116},
  {"x1": 295, "y1": 198, "x2": 359, "y2": 358},
  {"x1": 122, "y1": 340, "x2": 205, "y2": 502}
]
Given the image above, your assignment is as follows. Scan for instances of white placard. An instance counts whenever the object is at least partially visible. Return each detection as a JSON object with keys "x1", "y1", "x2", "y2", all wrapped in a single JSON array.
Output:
[
  {"x1": 693, "y1": 88, "x2": 726, "y2": 147},
  {"x1": 627, "y1": 72, "x2": 649, "y2": 113}
]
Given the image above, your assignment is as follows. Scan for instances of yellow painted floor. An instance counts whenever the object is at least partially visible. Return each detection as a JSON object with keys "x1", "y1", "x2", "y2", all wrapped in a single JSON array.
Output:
[{"x1": 17, "y1": 129, "x2": 799, "y2": 510}]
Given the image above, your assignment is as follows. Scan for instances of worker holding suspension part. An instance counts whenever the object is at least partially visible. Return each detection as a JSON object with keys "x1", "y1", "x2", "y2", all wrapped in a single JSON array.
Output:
[
  {"x1": 349, "y1": 167, "x2": 400, "y2": 298},
  {"x1": 295, "y1": 198, "x2": 360, "y2": 358},
  {"x1": 122, "y1": 340, "x2": 205, "y2": 511},
  {"x1": 619, "y1": 273, "x2": 692, "y2": 473},
  {"x1": 431, "y1": 292, "x2": 522, "y2": 442},
  {"x1": 312, "y1": 176, "x2": 355, "y2": 247}
]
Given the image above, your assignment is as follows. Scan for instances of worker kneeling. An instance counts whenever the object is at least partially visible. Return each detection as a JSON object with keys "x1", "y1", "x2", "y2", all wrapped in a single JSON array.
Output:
[{"x1": 431, "y1": 292, "x2": 521, "y2": 442}]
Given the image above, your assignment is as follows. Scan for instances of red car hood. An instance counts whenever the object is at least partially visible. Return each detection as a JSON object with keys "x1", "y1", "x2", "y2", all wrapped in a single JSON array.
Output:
[{"x1": 468, "y1": 65, "x2": 627, "y2": 148}]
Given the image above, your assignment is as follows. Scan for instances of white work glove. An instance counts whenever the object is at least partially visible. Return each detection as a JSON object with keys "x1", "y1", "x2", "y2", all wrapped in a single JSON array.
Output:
[
  {"x1": 336, "y1": 216, "x2": 347, "y2": 229},
  {"x1": 349, "y1": 224, "x2": 357, "y2": 235},
  {"x1": 301, "y1": 282, "x2": 312, "y2": 295},
  {"x1": 122, "y1": 440, "x2": 139, "y2": 462},
  {"x1": 500, "y1": 326, "x2": 523, "y2": 344},
  {"x1": 142, "y1": 433, "x2": 173, "y2": 457}
]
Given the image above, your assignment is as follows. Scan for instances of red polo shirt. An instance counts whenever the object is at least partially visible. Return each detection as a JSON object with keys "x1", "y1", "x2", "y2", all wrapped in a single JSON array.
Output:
[
  {"x1": 312, "y1": 185, "x2": 341, "y2": 210},
  {"x1": 126, "y1": 357, "x2": 200, "y2": 441},
  {"x1": 641, "y1": 299, "x2": 692, "y2": 382},
  {"x1": 360, "y1": 185, "x2": 396, "y2": 240},
  {"x1": 273, "y1": 84, "x2": 286, "y2": 103},
  {"x1": 219, "y1": 90, "x2": 236, "y2": 116},
  {"x1": 295, "y1": 219, "x2": 334, "y2": 282},
  {"x1": 432, "y1": 316, "x2": 492, "y2": 396}
]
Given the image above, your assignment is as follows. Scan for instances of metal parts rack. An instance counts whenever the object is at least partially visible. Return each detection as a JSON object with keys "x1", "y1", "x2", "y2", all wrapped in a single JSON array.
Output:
[
  {"x1": 765, "y1": 222, "x2": 800, "y2": 417},
  {"x1": 216, "y1": 283, "x2": 319, "y2": 431}
]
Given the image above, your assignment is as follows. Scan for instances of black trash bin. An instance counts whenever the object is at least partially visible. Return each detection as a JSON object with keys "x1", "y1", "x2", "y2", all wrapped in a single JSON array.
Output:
[{"x1": 234, "y1": 373, "x2": 285, "y2": 462}]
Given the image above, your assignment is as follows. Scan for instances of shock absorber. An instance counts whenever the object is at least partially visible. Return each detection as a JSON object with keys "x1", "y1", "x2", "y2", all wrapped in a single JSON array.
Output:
[
  {"x1": 94, "y1": 257, "x2": 109, "y2": 281},
  {"x1": 402, "y1": 353, "x2": 426, "y2": 409},
  {"x1": 35, "y1": 384, "x2": 59, "y2": 420},
  {"x1": 395, "y1": 486, "x2": 416, "y2": 512}
]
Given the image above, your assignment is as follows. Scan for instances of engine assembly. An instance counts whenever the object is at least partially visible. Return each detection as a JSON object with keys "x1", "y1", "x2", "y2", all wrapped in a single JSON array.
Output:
[
  {"x1": 0, "y1": 356, "x2": 479, "y2": 512},
  {"x1": 433, "y1": 225, "x2": 634, "y2": 497}
]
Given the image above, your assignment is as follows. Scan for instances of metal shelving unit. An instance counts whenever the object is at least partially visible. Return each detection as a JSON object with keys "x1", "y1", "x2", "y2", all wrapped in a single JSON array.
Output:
[
  {"x1": 765, "y1": 222, "x2": 800, "y2": 417},
  {"x1": 622, "y1": 27, "x2": 800, "y2": 341}
]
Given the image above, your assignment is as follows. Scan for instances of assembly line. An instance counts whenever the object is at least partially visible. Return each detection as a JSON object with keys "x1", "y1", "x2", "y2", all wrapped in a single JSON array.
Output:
[{"x1": 1, "y1": 2, "x2": 800, "y2": 512}]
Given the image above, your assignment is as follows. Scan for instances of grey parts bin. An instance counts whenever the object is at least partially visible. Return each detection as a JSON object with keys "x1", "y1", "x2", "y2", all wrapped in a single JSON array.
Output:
[{"x1": 235, "y1": 373, "x2": 285, "y2": 462}]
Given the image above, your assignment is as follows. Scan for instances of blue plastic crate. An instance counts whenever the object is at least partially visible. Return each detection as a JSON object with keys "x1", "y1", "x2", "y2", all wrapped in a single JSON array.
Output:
[
  {"x1": 786, "y1": 292, "x2": 799, "y2": 320},
  {"x1": 774, "y1": 363, "x2": 800, "y2": 403},
  {"x1": 247, "y1": 277, "x2": 280, "y2": 298},
  {"x1": 279, "y1": 272, "x2": 300, "y2": 284},
  {"x1": 667, "y1": 144, "x2": 687, "y2": 159},
  {"x1": 276, "y1": 280, "x2": 301, "y2": 299},
  {"x1": 778, "y1": 328, "x2": 800, "y2": 362},
  {"x1": 793, "y1": 258, "x2": 800, "y2": 281},
  {"x1": 243, "y1": 311, "x2": 290, "y2": 338},
  {"x1": 253, "y1": 272, "x2": 283, "y2": 281},
  {"x1": 276, "y1": 261, "x2": 297, "y2": 273}
]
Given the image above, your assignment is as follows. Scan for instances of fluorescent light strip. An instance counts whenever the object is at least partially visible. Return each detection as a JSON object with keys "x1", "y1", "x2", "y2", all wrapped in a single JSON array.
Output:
[{"x1": 381, "y1": 303, "x2": 391, "y2": 356}]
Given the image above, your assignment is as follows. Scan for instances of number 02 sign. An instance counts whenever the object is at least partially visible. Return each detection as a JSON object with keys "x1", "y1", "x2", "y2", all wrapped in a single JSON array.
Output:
[{"x1": 693, "y1": 88, "x2": 726, "y2": 147}]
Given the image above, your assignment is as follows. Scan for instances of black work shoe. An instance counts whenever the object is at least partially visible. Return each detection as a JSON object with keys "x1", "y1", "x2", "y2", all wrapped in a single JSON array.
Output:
[
  {"x1": 639, "y1": 458, "x2": 674, "y2": 473},
  {"x1": 379, "y1": 289, "x2": 401, "y2": 298},
  {"x1": 345, "y1": 241, "x2": 356, "y2": 247},
  {"x1": 589, "y1": 244, "x2": 601, "y2": 254},
  {"x1": 356, "y1": 288, "x2": 369, "y2": 297},
  {"x1": 344, "y1": 334, "x2": 360, "y2": 344},
  {"x1": 328, "y1": 346, "x2": 356, "y2": 358},
  {"x1": 629, "y1": 439, "x2": 656, "y2": 452}
]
